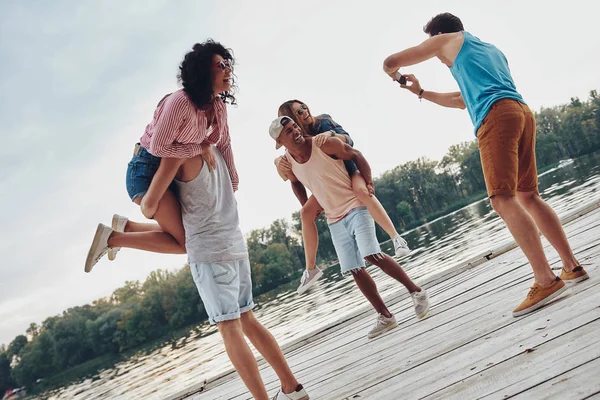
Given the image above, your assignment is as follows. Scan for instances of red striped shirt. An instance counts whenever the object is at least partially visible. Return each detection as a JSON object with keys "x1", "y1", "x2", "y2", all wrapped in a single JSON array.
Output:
[{"x1": 140, "y1": 89, "x2": 239, "y2": 191}]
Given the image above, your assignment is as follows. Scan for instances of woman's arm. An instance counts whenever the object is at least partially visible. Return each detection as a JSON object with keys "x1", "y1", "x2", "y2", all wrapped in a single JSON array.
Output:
[{"x1": 140, "y1": 157, "x2": 186, "y2": 219}]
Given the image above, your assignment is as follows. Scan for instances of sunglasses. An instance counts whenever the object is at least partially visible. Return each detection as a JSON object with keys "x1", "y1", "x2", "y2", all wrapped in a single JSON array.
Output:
[
  {"x1": 295, "y1": 104, "x2": 309, "y2": 116},
  {"x1": 215, "y1": 59, "x2": 232, "y2": 70}
]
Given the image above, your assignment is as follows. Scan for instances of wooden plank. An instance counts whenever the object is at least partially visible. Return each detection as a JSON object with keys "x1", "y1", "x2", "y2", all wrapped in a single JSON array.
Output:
[
  {"x1": 423, "y1": 319, "x2": 600, "y2": 400},
  {"x1": 205, "y1": 255, "x2": 600, "y2": 398},
  {"x1": 183, "y1": 208, "x2": 600, "y2": 400},
  {"x1": 315, "y1": 272, "x2": 600, "y2": 399},
  {"x1": 499, "y1": 356, "x2": 600, "y2": 400}
]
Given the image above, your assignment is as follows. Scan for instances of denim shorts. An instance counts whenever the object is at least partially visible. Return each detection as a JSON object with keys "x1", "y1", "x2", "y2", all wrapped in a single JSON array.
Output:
[
  {"x1": 328, "y1": 207, "x2": 382, "y2": 274},
  {"x1": 125, "y1": 144, "x2": 177, "y2": 201},
  {"x1": 343, "y1": 160, "x2": 359, "y2": 176},
  {"x1": 189, "y1": 258, "x2": 255, "y2": 325}
]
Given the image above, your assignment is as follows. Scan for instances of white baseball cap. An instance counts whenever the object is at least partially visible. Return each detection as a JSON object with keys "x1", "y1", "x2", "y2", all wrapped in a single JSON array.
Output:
[{"x1": 268, "y1": 116, "x2": 293, "y2": 149}]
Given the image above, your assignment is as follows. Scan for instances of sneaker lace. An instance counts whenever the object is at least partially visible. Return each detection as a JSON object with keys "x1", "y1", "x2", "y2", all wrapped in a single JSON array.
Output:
[
  {"x1": 394, "y1": 236, "x2": 407, "y2": 246},
  {"x1": 373, "y1": 314, "x2": 386, "y2": 328},
  {"x1": 527, "y1": 286, "x2": 539, "y2": 299}
]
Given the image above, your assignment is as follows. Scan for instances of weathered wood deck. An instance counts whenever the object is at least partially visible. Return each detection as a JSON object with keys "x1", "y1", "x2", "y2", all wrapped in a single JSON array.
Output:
[{"x1": 182, "y1": 202, "x2": 600, "y2": 400}]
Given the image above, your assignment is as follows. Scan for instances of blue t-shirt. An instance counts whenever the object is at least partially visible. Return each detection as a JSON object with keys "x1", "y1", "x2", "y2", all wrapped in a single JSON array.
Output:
[{"x1": 450, "y1": 31, "x2": 525, "y2": 135}]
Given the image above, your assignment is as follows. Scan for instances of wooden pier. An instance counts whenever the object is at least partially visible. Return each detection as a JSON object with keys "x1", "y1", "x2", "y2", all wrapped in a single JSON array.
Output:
[{"x1": 179, "y1": 202, "x2": 600, "y2": 400}]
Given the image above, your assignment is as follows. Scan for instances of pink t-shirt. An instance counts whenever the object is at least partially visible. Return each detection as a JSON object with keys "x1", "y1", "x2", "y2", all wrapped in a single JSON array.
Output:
[
  {"x1": 139, "y1": 89, "x2": 239, "y2": 191},
  {"x1": 286, "y1": 140, "x2": 363, "y2": 223}
]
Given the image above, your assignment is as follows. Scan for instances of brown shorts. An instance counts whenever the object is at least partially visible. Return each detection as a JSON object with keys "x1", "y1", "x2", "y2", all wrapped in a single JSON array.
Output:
[{"x1": 477, "y1": 99, "x2": 538, "y2": 197}]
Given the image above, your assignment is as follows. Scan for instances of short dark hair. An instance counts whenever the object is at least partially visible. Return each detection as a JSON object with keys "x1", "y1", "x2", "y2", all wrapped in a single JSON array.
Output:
[{"x1": 423, "y1": 13, "x2": 464, "y2": 36}]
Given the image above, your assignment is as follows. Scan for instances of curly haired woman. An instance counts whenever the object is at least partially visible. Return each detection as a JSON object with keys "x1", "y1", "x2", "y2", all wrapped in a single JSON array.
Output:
[{"x1": 85, "y1": 40, "x2": 238, "y2": 273}]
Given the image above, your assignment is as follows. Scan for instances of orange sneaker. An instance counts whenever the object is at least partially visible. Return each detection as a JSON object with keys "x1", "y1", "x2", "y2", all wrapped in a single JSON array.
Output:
[
  {"x1": 560, "y1": 266, "x2": 589, "y2": 284},
  {"x1": 512, "y1": 277, "x2": 567, "y2": 317}
]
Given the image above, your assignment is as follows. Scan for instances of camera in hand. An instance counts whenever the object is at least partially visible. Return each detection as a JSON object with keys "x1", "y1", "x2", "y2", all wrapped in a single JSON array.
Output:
[{"x1": 394, "y1": 71, "x2": 407, "y2": 85}]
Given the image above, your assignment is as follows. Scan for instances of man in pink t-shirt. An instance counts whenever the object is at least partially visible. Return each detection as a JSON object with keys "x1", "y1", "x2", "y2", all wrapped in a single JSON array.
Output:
[{"x1": 269, "y1": 116, "x2": 431, "y2": 339}]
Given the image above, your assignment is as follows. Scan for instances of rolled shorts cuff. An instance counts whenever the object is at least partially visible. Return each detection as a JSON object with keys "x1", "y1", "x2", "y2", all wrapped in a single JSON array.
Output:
[
  {"x1": 516, "y1": 185, "x2": 539, "y2": 194},
  {"x1": 211, "y1": 302, "x2": 254, "y2": 325},
  {"x1": 131, "y1": 190, "x2": 147, "y2": 202}
]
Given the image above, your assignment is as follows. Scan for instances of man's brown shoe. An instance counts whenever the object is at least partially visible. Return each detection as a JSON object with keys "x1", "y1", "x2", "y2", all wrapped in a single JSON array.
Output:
[
  {"x1": 560, "y1": 266, "x2": 589, "y2": 284},
  {"x1": 513, "y1": 277, "x2": 567, "y2": 317}
]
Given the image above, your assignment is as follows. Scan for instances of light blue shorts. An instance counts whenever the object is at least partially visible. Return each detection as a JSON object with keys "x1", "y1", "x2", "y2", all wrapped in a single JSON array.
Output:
[
  {"x1": 328, "y1": 207, "x2": 382, "y2": 274},
  {"x1": 189, "y1": 258, "x2": 255, "y2": 325}
]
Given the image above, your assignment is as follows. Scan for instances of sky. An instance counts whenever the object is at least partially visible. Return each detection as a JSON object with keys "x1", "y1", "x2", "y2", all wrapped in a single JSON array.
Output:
[{"x1": 1, "y1": 0, "x2": 599, "y2": 346}]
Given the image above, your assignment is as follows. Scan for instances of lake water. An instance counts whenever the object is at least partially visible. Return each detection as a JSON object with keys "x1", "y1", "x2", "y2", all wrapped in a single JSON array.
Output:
[{"x1": 44, "y1": 152, "x2": 600, "y2": 400}]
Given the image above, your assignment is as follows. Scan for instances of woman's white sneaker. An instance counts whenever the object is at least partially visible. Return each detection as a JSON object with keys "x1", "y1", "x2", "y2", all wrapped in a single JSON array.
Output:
[
  {"x1": 85, "y1": 223, "x2": 113, "y2": 273},
  {"x1": 108, "y1": 214, "x2": 128, "y2": 261},
  {"x1": 393, "y1": 235, "x2": 411, "y2": 257},
  {"x1": 297, "y1": 267, "x2": 323, "y2": 294},
  {"x1": 411, "y1": 289, "x2": 430, "y2": 319}
]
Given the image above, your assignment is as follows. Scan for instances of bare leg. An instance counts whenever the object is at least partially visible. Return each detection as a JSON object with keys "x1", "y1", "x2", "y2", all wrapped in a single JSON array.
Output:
[
  {"x1": 218, "y1": 319, "x2": 269, "y2": 400},
  {"x1": 490, "y1": 195, "x2": 556, "y2": 286},
  {"x1": 352, "y1": 173, "x2": 399, "y2": 239},
  {"x1": 516, "y1": 191, "x2": 579, "y2": 272},
  {"x1": 365, "y1": 254, "x2": 420, "y2": 293},
  {"x1": 351, "y1": 268, "x2": 392, "y2": 318},
  {"x1": 300, "y1": 195, "x2": 322, "y2": 270},
  {"x1": 123, "y1": 220, "x2": 160, "y2": 233},
  {"x1": 240, "y1": 311, "x2": 299, "y2": 394},
  {"x1": 107, "y1": 189, "x2": 186, "y2": 254}
]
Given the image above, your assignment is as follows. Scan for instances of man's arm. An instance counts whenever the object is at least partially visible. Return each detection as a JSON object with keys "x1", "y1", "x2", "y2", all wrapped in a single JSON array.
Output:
[
  {"x1": 275, "y1": 157, "x2": 309, "y2": 205},
  {"x1": 383, "y1": 35, "x2": 450, "y2": 76},
  {"x1": 291, "y1": 179, "x2": 309, "y2": 206},
  {"x1": 140, "y1": 157, "x2": 185, "y2": 218},
  {"x1": 401, "y1": 74, "x2": 465, "y2": 109},
  {"x1": 287, "y1": 170, "x2": 308, "y2": 206},
  {"x1": 320, "y1": 137, "x2": 374, "y2": 194}
]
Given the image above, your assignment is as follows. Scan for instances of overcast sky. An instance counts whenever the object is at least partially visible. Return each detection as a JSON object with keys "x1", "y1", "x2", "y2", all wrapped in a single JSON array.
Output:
[{"x1": 1, "y1": 0, "x2": 598, "y2": 346}]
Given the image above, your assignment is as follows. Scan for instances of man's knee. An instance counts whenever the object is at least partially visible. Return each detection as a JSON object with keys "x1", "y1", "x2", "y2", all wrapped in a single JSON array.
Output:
[
  {"x1": 516, "y1": 191, "x2": 539, "y2": 208},
  {"x1": 216, "y1": 318, "x2": 242, "y2": 335},
  {"x1": 240, "y1": 310, "x2": 257, "y2": 326},
  {"x1": 364, "y1": 253, "x2": 386, "y2": 265},
  {"x1": 489, "y1": 194, "x2": 515, "y2": 215}
]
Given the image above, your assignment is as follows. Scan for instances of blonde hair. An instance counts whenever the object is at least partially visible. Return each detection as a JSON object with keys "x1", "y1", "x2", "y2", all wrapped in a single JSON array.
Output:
[{"x1": 277, "y1": 99, "x2": 316, "y2": 136}]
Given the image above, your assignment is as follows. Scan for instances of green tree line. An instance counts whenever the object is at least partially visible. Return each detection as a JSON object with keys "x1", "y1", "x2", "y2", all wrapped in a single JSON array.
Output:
[{"x1": 1, "y1": 90, "x2": 598, "y2": 395}]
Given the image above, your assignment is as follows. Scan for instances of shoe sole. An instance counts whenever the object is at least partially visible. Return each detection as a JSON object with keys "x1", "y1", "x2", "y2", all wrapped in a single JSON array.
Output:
[
  {"x1": 85, "y1": 224, "x2": 106, "y2": 273},
  {"x1": 563, "y1": 274, "x2": 589, "y2": 284},
  {"x1": 368, "y1": 321, "x2": 399, "y2": 339},
  {"x1": 297, "y1": 270, "x2": 324, "y2": 295},
  {"x1": 395, "y1": 248, "x2": 411, "y2": 257},
  {"x1": 107, "y1": 215, "x2": 120, "y2": 261},
  {"x1": 512, "y1": 284, "x2": 568, "y2": 317},
  {"x1": 417, "y1": 303, "x2": 430, "y2": 319}
]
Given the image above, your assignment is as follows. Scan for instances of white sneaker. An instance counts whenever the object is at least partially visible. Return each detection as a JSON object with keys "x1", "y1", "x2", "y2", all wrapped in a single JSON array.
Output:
[
  {"x1": 367, "y1": 313, "x2": 398, "y2": 339},
  {"x1": 108, "y1": 214, "x2": 128, "y2": 261},
  {"x1": 411, "y1": 289, "x2": 430, "y2": 319},
  {"x1": 85, "y1": 223, "x2": 113, "y2": 273},
  {"x1": 296, "y1": 267, "x2": 323, "y2": 294},
  {"x1": 393, "y1": 235, "x2": 411, "y2": 257},
  {"x1": 272, "y1": 384, "x2": 309, "y2": 400}
]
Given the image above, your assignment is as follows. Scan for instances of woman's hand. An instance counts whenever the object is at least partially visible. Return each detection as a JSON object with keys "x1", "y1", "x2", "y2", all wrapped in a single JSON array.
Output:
[
  {"x1": 201, "y1": 143, "x2": 216, "y2": 172},
  {"x1": 275, "y1": 156, "x2": 293, "y2": 180},
  {"x1": 140, "y1": 196, "x2": 159, "y2": 220},
  {"x1": 314, "y1": 131, "x2": 333, "y2": 148}
]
